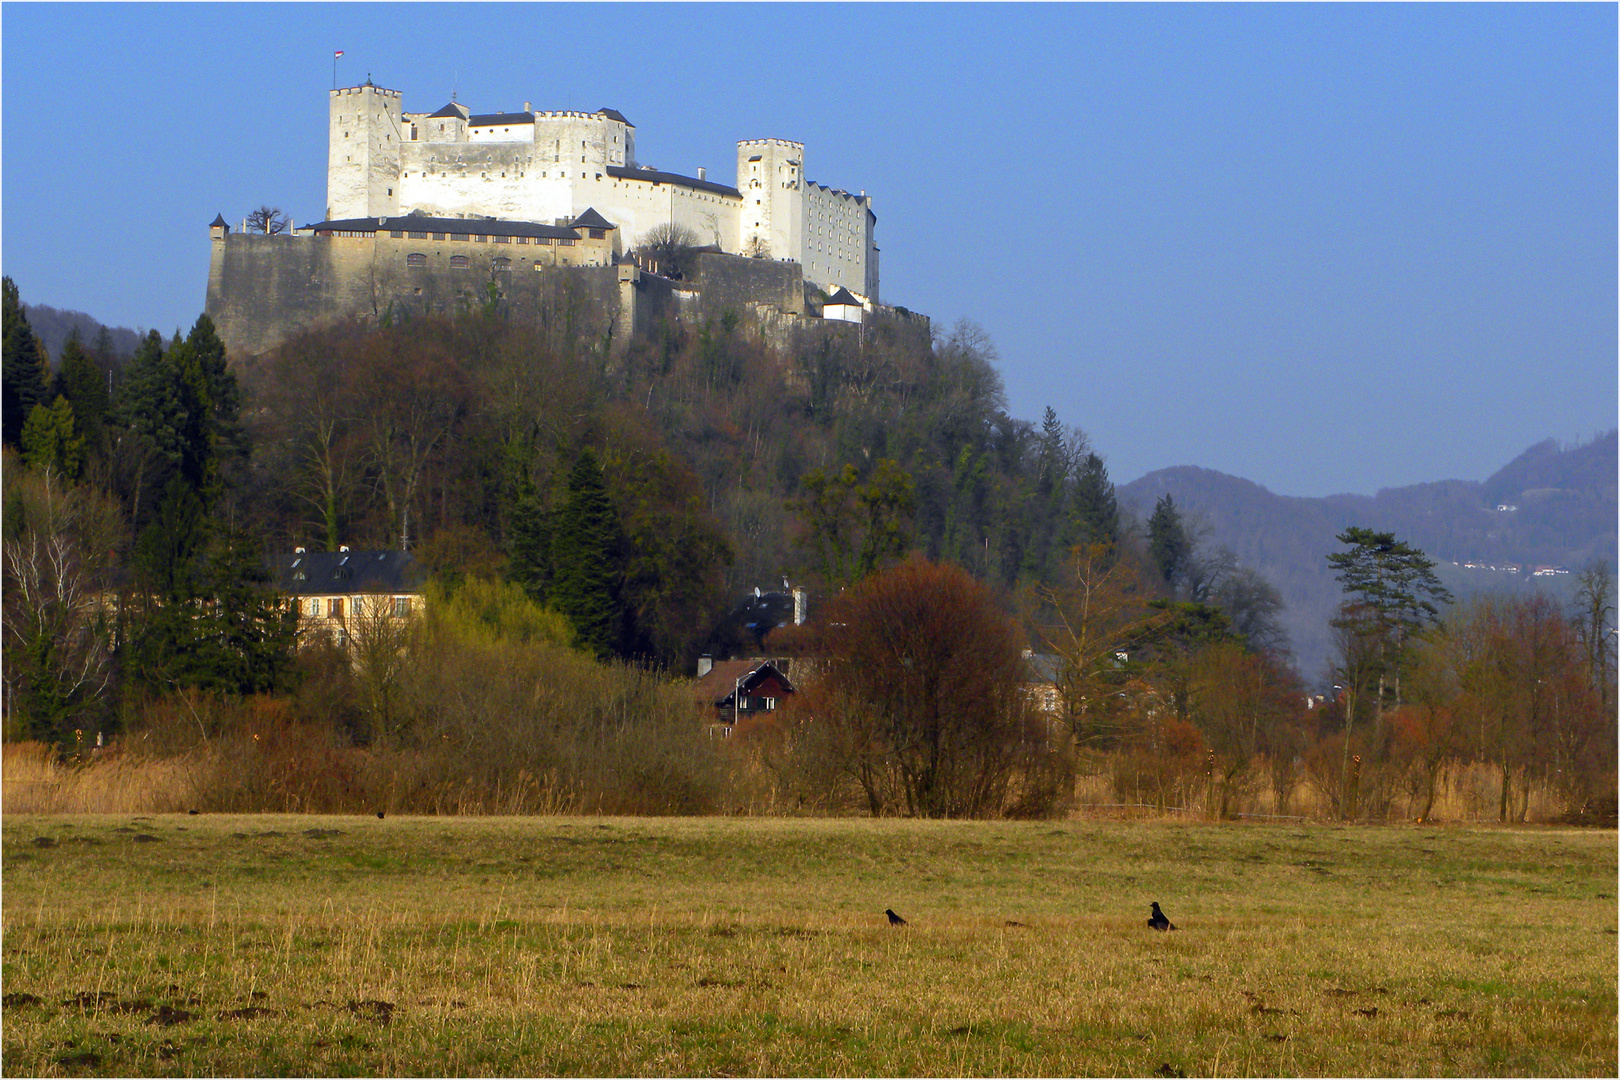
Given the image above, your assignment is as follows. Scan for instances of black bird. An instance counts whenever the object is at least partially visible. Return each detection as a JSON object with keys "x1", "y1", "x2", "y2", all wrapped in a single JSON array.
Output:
[
  {"x1": 885, "y1": 908, "x2": 908, "y2": 926},
  {"x1": 1148, "y1": 902, "x2": 1177, "y2": 932},
  {"x1": 376, "y1": 810, "x2": 386, "y2": 820}
]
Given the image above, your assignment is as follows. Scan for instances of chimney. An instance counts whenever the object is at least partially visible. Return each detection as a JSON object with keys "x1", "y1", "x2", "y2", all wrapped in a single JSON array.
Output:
[
  {"x1": 792, "y1": 587, "x2": 808, "y2": 626},
  {"x1": 698, "y1": 166, "x2": 707, "y2": 181},
  {"x1": 524, "y1": 101, "x2": 531, "y2": 112},
  {"x1": 697, "y1": 655, "x2": 713, "y2": 678}
]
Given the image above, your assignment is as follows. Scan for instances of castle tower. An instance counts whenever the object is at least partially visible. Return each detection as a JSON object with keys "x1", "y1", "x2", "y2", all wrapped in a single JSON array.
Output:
[
  {"x1": 327, "y1": 80, "x2": 403, "y2": 220},
  {"x1": 736, "y1": 139, "x2": 805, "y2": 263}
]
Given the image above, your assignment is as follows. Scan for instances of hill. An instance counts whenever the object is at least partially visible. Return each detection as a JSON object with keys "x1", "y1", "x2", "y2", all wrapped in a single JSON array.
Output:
[
  {"x1": 21, "y1": 302, "x2": 143, "y2": 366},
  {"x1": 1119, "y1": 431, "x2": 1618, "y2": 681}
]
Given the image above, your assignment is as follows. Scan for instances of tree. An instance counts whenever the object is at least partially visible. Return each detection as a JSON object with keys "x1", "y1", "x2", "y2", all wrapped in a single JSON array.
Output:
[
  {"x1": 548, "y1": 449, "x2": 628, "y2": 659},
  {"x1": 1148, "y1": 495, "x2": 1191, "y2": 594},
  {"x1": 1571, "y1": 562, "x2": 1616, "y2": 715},
  {"x1": 637, "y1": 222, "x2": 701, "y2": 279},
  {"x1": 3, "y1": 276, "x2": 51, "y2": 448},
  {"x1": 20, "y1": 396, "x2": 86, "y2": 481},
  {"x1": 1327, "y1": 527, "x2": 1453, "y2": 737},
  {"x1": 1070, "y1": 452, "x2": 1120, "y2": 553},
  {"x1": 2, "y1": 458, "x2": 123, "y2": 745},
  {"x1": 792, "y1": 458, "x2": 915, "y2": 591},
  {"x1": 245, "y1": 205, "x2": 290, "y2": 235},
  {"x1": 803, "y1": 558, "x2": 1049, "y2": 818}
]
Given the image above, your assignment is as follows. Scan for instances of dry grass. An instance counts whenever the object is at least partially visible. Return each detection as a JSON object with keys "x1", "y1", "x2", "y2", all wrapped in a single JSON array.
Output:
[
  {"x1": 1, "y1": 743, "x2": 197, "y2": 815},
  {"x1": 3, "y1": 815, "x2": 1614, "y2": 1076}
]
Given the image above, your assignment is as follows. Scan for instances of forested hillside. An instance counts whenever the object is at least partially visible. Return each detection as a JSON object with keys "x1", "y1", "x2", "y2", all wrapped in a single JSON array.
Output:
[
  {"x1": 1119, "y1": 432, "x2": 1618, "y2": 680},
  {"x1": 5, "y1": 274, "x2": 1613, "y2": 823}
]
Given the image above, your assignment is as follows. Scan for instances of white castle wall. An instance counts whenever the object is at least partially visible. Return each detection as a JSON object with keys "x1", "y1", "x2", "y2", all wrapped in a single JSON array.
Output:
[{"x1": 328, "y1": 83, "x2": 877, "y2": 297}]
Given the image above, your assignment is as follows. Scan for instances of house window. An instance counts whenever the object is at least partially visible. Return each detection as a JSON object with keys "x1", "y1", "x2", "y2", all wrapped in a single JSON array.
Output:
[
  {"x1": 516, "y1": 236, "x2": 529, "y2": 245},
  {"x1": 493, "y1": 235, "x2": 510, "y2": 243},
  {"x1": 304, "y1": 598, "x2": 321, "y2": 617},
  {"x1": 472, "y1": 234, "x2": 486, "y2": 243},
  {"x1": 330, "y1": 597, "x2": 345, "y2": 619},
  {"x1": 393, "y1": 596, "x2": 412, "y2": 618},
  {"x1": 589, "y1": 228, "x2": 605, "y2": 239},
  {"x1": 452, "y1": 234, "x2": 469, "y2": 242},
  {"x1": 433, "y1": 232, "x2": 445, "y2": 240},
  {"x1": 450, "y1": 255, "x2": 469, "y2": 269},
  {"x1": 409, "y1": 231, "x2": 428, "y2": 239},
  {"x1": 391, "y1": 230, "x2": 404, "y2": 238},
  {"x1": 558, "y1": 237, "x2": 575, "y2": 247},
  {"x1": 406, "y1": 253, "x2": 427, "y2": 267}
]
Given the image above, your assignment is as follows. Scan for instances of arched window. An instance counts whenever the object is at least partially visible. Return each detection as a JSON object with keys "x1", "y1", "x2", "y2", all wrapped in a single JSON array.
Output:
[
  {"x1": 493, "y1": 257, "x2": 511, "y2": 272},
  {"x1": 406, "y1": 252, "x2": 427, "y2": 267},
  {"x1": 449, "y1": 255, "x2": 469, "y2": 270}
]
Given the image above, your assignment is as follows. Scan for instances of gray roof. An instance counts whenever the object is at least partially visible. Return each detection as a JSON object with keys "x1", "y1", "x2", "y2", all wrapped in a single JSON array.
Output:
[
  {"x1": 469, "y1": 112, "x2": 536, "y2": 127},
  {"x1": 570, "y1": 207, "x2": 616, "y2": 230},
  {"x1": 300, "y1": 215, "x2": 604, "y2": 240},
  {"x1": 824, "y1": 287, "x2": 861, "y2": 307},
  {"x1": 273, "y1": 550, "x2": 425, "y2": 596},
  {"x1": 606, "y1": 165, "x2": 740, "y2": 199},
  {"x1": 210, "y1": 213, "x2": 230, "y2": 229},
  {"x1": 596, "y1": 107, "x2": 633, "y2": 125},
  {"x1": 427, "y1": 102, "x2": 469, "y2": 119}
]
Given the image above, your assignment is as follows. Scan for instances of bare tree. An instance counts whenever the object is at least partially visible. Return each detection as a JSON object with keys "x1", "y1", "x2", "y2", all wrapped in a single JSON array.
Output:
[
  {"x1": 637, "y1": 222, "x2": 701, "y2": 279},
  {"x1": 246, "y1": 205, "x2": 290, "y2": 235}
]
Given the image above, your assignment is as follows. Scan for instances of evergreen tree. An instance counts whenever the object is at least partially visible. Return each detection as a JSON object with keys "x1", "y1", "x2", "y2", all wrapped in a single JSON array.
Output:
[
  {"x1": 19, "y1": 396, "x2": 86, "y2": 480},
  {"x1": 548, "y1": 449, "x2": 627, "y2": 658},
  {"x1": 53, "y1": 332, "x2": 109, "y2": 438},
  {"x1": 1148, "y1": 494, "x2": 1191, "y2": 593},
  {"x1": 2, "y1": 277, "x2": 51, "y2": 448},
  {"x1": 1070, "y1": 453, "x2": 1120, "y2": 552}
]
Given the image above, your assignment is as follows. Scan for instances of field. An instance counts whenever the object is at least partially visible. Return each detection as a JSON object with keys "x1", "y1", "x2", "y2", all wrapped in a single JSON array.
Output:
[{"x1": 2, "y1": 815, "x2": 1614, "y2": 1077}]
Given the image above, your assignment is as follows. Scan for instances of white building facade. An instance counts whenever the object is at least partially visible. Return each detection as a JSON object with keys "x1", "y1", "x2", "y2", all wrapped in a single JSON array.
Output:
[{"x1": 327, "y1": 80, "x2": 879, "y2": 301}]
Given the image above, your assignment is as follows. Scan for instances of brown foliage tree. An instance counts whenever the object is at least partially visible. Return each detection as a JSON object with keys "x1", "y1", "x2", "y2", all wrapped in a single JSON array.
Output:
[{"x1": 793, "y1": 558, "x2": 1053, "y2": 818}]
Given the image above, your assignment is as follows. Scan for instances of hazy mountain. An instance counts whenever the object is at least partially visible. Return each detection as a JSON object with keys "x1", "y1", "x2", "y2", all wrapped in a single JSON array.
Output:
[
  {"x1": 1119, "y1": 431, "x2": 1617, "y2": 683},
  {"x1": 21, "y1": 303, "x2": 143, "y2": 366}
]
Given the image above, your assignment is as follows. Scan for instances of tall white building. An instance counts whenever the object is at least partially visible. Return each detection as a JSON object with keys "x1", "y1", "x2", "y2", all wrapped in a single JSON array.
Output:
[{"x1": 326, "y1": 79, "x2": 879, "y2": 301}]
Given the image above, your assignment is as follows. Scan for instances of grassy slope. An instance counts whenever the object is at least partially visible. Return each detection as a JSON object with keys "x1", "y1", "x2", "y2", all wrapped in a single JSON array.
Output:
[{"x1": 3, "y1": 815, "x2": 1615, "y2": 1076}]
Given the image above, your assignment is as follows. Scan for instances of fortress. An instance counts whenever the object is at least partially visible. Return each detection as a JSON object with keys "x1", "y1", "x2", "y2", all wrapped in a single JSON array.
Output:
[{"x1": 205, "y1": 79, "x2": 889, "y2": 358}]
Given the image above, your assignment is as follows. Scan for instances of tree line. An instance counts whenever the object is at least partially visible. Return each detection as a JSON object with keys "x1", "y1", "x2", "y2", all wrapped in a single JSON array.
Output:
[{"x1": 3, "y1": 273, "x2": 1611, "y2": 821}]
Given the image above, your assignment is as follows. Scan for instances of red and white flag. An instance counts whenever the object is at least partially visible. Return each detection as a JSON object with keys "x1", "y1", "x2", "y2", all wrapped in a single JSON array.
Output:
[{"x1": 334, "y1": 50, "x2": 344, "y2": 58}]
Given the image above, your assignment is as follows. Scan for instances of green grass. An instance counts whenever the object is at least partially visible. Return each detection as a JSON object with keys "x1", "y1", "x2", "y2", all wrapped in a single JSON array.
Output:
[{"x1": 3, "y1": 815, "x2": 1614, "y2": 1076}]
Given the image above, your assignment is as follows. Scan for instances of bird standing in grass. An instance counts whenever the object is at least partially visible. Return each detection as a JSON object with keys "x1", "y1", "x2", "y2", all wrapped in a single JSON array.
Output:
[
  {"x1": 885, "y1": 909, "x2": 908, "y2": 926},
  {"x1": 1148, "y1": 902, "x2": 1177, "y2": 931}
]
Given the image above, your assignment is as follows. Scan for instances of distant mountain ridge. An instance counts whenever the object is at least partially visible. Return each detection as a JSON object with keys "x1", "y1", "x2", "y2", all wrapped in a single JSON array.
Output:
[{"x1": 1119, "y1": 432, "x2": 1618, "y2": 682}]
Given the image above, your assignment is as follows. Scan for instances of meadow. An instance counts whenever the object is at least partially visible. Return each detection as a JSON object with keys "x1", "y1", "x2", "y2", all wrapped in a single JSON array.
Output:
[{"x1": 2, "y1": 814, "x2": 1614, "y2": 1077}]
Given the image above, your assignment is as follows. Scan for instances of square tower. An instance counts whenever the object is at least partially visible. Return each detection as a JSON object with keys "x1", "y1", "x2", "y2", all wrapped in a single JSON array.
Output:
[
  {"x1": 328, "y1": 81, "x2": 403, "y2": 220},
  {"x1": 736, "y1": 139, "x2": 805, "y2": 263}
]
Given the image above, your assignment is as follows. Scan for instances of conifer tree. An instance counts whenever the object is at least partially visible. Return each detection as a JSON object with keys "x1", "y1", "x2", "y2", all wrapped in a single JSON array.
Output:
[
  {"x1": 1148, "y1": 494, "x2": 1191, "y2": 593},
  {"x1": 20, "y1": 396, "x2": 86, "y2": 480},
  {"x1": 1070, "y1": 452, "x2": 1120, "y2": 553},
  {"x1": 548, "y1": 449, "x2": 627, "y2": 659},
  {"x1": 2, "y1": 277, "x2": 51, "y2": 448}
]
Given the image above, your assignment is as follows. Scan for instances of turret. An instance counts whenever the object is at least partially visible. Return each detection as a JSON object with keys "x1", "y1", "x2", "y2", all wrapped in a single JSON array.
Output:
[{"x1": 736, "y1": 139, "x2": 805, "y2": 264}]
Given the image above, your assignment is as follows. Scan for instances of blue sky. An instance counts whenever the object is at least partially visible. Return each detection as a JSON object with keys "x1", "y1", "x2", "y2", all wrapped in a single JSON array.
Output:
[{"x1": 3, "y1": 3, "x2": 1613, "y2": 497}]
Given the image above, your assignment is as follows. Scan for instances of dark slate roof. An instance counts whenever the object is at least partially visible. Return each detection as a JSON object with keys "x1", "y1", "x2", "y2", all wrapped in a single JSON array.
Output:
[
  {"x1": 569, "y1": 207, "x2": 616, "y2": 230},
  {"x1": 606, "y1": 165, "x2": 740, "y2": 199},
  {"x1": 824, "y1": 287, "x2": 861, "y2": 307},
  {"x1": 469, "y1": 112, "x2": 536, "y2": 126},
  {"x1": 299, "y1": 216, "x2": 594, "y2": 240},
  {"x1": 210, "y1": 213, "x2": 230, "y2": 228},
  {"x1": 427, "y1": 102, "x2": 469, "y2": 119},
  {"x1": 596, "y1": 107, "x2": 633, "y2": 125},
  {"x1": 272, "y1": 549, "x2": 425, "y2": 596}
]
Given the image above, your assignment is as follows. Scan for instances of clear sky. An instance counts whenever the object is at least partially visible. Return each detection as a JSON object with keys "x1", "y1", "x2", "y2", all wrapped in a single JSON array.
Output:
[{"x1": 3, "y1": 3, "x2": 1613, "y2": 497}]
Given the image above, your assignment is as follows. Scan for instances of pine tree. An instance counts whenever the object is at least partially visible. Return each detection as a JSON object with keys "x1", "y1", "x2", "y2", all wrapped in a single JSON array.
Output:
[
  {"x1": 19, "y1": 396, "x2": 86, "y2": 480},
  {"x1": 1148, "y1": 494, "x2": 1191, "y2": 593},
  {"x1": 1070, "y1": 453, "x2": 1120, "y2": 552},
  {"x1": 3, "y1": 277, "x2": 51, "y2": 448},
  {"x1": 548, "y1": 449, "x2": 627, "y2": 658}
]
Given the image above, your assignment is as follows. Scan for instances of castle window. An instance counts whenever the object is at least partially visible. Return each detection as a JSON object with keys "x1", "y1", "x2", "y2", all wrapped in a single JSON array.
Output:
[
  {"x1": 472, "y1": 234, "x2": 486, "y2": 243},
  {"x1": 406, "y1": 253, "x2": 427, "y2": 267},
  {"x1": 493, "y1": 235, "x2": 510, "y2": 243},
  {"x1": 589, "y1": 228, "x2": 605, "y2": 240},
  {"x1": 516, "y1": 236, "x2": 529, "y2": 245},
  {"x1": 493, "y1": 257, "x2": 511, "y2": 272},
  {"x1": 391, "y1": 230, "x2": 405, "y2": 238},
  {"x1": 534, "y1": 262, "x2": 543, "y2": 271},
  {"x1": 557, "y1": 237, "x2": 575, "y2": 247},
  {"x1": 433, "y1": 233, "x2": 445, "y2": 240},
  {"x1": 449, "y1": 255, "x2": 470, "y2": 269},
  {"x1": 452, "y1": 234, "x2": 468, "y2": 242},
  {"x1": 409, "y1": 231, "x2": 428, "y2": 240}
]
